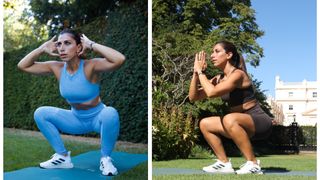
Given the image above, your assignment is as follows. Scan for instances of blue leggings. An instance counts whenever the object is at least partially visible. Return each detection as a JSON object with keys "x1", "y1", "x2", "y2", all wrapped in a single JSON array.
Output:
[{"x1": 34, "y1": 102, "x2": 120, "y2": 157}]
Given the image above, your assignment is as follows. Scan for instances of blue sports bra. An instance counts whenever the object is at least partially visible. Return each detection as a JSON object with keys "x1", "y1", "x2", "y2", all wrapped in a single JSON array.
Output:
[{"x1": 59, "y1": 60, "x2": 100, "y2": 103}]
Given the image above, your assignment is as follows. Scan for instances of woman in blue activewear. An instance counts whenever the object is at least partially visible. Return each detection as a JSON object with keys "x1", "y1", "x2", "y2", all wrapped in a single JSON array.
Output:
[{"x1": 18, "y1": 29, "x2": 125, "y2": 176}]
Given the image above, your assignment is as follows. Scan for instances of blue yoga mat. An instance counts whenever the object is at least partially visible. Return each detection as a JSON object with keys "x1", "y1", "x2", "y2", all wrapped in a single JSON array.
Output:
[{"x1": 4, "y1": 151, "x2": 147, "y2": 180}]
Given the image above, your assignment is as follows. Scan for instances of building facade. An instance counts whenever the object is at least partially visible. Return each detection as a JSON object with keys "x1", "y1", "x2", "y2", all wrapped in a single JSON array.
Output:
[
  {"x1": 271, "y1": 76, "x2": 317, "y2": 126},
  {"x1": 267, "y1": 96, "x2": 284, "y2": 125}
]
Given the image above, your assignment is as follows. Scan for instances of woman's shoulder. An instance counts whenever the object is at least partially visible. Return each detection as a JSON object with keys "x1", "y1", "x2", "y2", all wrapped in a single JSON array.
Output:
[
  {"x1": 233, "y1": 68, "x2": 248, "y2": 78},
  {"x1": 233, "y1": 69, "x2": 252, "y2": 87}
]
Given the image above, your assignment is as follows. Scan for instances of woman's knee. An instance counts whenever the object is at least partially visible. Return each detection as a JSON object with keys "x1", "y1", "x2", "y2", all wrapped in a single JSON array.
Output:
[
  {"x1": 100, "y1": 106, "x2": 120, "y2": 125},
  {"x1": 199, "y1": 118, "x2": 209, "y2": 132},
  {"x1": 199, "y1": 117, "x2": 220, "y2": 132},
  {"x1": 34, "y1": 106, "x2": 51, "y2": 122},
  {"x1": 222, "y1": 114, "x2": 237, "y2": 130}
]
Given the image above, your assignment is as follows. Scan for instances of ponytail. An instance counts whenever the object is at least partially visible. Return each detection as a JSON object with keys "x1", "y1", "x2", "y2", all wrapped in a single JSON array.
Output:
[{"x1": 238, "y1": 54, "x2": 247, "y2": 72}]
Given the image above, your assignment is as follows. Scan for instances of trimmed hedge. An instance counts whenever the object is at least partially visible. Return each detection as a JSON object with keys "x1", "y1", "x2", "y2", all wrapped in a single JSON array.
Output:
[{"x1": 4, "y1": 0, "x2": 147, "y2": 143}]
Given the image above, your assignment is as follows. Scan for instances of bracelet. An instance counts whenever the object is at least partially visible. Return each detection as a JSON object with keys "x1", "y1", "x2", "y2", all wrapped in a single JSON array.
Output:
[
  {"x1": 90, "y1": 42, "x2": 96, "y2": 50},
  {"x1": 198, "y1": 71, "x2": 204, "y2": 75}
]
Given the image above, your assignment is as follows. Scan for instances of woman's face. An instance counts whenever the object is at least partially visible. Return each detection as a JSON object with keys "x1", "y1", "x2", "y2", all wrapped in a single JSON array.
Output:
[
  {"x1": 56, "y1": 33, "x2": 81, "y2": 61},
  {"x1": 210, "y1": 43, "x2": 231, "y2": 68}
]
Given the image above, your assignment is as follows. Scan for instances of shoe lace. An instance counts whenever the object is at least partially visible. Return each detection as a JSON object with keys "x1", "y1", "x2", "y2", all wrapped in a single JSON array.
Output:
[
  {"x1": 50, "y1": 153, "x2": 58, "y2": 160},
  {"x1": 102, "y1": 157, "x2": 115, "y2": 169}
]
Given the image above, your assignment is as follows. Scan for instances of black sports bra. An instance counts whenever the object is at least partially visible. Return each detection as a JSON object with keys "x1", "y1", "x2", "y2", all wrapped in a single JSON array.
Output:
[{"x1": 219, "y1": 73, "x2": 256, "y2": 107}]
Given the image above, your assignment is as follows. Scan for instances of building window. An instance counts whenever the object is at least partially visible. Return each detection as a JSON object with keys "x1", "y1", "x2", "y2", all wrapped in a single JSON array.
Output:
[
  {"x1": 288, "y1": 92, "x2": 293, "y2": 97},
  {"x1": 289, "y1": 105, "x2": 293, "y2": 110},
  {"x1": 313, "y1": 92, "x2": 317, "y2": 98}
]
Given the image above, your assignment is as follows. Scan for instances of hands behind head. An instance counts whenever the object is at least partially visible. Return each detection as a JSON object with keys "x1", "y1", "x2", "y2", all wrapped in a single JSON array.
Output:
[
  {"x1": 40, "y1": 36, "x2": 59, "y2": 57},
  {"x1": 194, "y1": 50, "x2": 207, "y2": 74},
  {"x1": 78, "y1": 34, "x2": 95, "y2": 56}
]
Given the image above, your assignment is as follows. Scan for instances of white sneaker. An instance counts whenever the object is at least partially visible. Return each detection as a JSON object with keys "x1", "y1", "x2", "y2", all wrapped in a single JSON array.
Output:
[
  {"x1": 39, "y1": 151, "x2": 73, "y2": 169},
  {"x1": 100, "y1": 156, "x2": 118, "y2": 176},
  {"x1": 235, "y1": 160, "x2": 263, "y2": 174},
  {"x1": 202, "y1": 159, "x2": 235, "y2": 174}
]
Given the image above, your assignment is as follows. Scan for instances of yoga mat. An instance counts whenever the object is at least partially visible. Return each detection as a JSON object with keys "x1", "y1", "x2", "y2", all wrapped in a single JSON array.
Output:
[
  {"x1": 4, "y1": 151, "x2": 147, "y2": 180},
  {"x1": 153, "y1": 168, "x2": 316, "y2": 176}
]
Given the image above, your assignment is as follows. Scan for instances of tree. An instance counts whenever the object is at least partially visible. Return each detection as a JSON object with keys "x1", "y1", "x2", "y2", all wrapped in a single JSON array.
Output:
[
  {"x1": 29, "y1": 0, "x2": 119, "y2": 35},
  {"x1": 153, "y1": 0, "x2": 265, "y2": 109},
  {"x1": 4, "y1": 0, "x2": 48, "y2": 51}
]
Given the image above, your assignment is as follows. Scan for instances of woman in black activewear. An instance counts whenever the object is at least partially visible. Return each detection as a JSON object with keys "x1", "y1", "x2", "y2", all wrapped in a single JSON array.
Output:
[{"x1": 189, "y1": 40, "x2": 272, "y2": 175}]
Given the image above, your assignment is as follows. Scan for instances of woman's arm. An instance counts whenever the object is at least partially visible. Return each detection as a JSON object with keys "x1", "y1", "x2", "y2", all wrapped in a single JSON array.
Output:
[
  {"x1": 188, "y1": 72, "x2": 208, "y2": 102},
  {"x1": 189, "y1": 51, "x2": 209, "y2": 102},
  {"x1": 198, "y1": 70, "x2": 241, "y2": 98},
  {"x1": 17, "y1": 36, "x2": 59, "y2": 75},
  {"x1": 80, "y1": 34, "x2": 125, "y2": 72},
  {"x1": 193, "y1": 50, "x2": 241, "y2": 98}
]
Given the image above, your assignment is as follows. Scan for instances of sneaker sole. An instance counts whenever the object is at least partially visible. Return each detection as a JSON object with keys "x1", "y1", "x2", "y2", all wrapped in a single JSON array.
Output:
[
  {"x1": 203, "y1": 169, "x2": 235, "y2": 174},
  {"x1": 102, "y1": 171, "x2": 118, "y2": 176},
  {"x1": 100, "y1": 165, "x2": 118, "y2": 176},
  {"x1": 235, "y1": 171, "x2": 264, "y2": 175},
  {"x1": 39, "y1": 163, "x2": 74, "y2": 169}
]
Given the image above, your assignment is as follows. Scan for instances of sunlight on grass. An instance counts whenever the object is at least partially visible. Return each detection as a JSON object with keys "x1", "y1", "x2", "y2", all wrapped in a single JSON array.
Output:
[
  {"x1": 153, "y1": 174, "x2": 315, "y2": 180},
  {"x1": 153, "y1": 145, "x2": 316, "y2": 180}
]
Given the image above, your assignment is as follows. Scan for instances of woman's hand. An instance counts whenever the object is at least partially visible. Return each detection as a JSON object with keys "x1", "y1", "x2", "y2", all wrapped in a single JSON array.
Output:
[
  {"x1": 193, "y1": 50, "x2": 207, "y2": 74},
  {"x1": 39, "y1": 36, "x2": 59, "y2": 57},
  {"x1": 79, "y1": 34, "x2": 95, "y2": 55}
]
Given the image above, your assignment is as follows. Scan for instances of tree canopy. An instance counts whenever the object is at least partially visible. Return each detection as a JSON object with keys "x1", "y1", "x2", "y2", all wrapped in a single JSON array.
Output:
[
  {"x1": 4, "y1": 0, "x2": 48, "y2": 51},
  {"x1": 29, "y1": 0, "x2": 119, "y2": 35},
  {"x1": 153, "y1": 0, "x2": 266, "y2": 109},
  {"x1": 153, "y1": 0, "x2": 264, "y2": 66}
]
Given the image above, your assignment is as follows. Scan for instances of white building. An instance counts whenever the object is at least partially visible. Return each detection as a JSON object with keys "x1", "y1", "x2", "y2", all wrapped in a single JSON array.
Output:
[
  {"x1": 267, "y1": 96, "x2": 284, "y2": 125},
  {"x1": 272, "y1": 76, "x2": 317, "y2": 126}
]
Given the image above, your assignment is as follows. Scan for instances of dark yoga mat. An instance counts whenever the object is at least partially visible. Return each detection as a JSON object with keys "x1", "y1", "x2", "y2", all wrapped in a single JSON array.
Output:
[{"x1": 4, "y1": 151, "x2": 147, "y2": 180}]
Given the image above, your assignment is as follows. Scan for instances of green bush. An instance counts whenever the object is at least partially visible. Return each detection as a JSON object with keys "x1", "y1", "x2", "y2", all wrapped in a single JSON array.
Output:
[
  {"x1": 4, "y1": 0, "x2": 147, "y2": 143},
  {"x1": 152, "y1": 105, "x2": 198, "y2": 161},
  {"x1": 300, "y1": 126, "x2": 317, "y2": 146}
]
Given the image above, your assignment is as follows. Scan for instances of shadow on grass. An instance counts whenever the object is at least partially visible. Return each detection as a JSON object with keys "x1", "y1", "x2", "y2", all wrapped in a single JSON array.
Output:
[{"x1": 263, "y1": 167, "x2": 289, "y2": 173}]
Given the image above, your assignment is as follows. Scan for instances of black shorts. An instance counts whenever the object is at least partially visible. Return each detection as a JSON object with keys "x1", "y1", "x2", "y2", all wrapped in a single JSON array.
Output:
[{"x1": 243, "y1": 103, "x2": 273, "y2": 140}]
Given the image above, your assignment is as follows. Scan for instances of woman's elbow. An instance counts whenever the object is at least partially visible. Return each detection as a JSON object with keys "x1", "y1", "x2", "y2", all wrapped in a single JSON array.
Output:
[
  {"x1": 188, "y1": 94, "x2": 196, "y2": 102},
  {"x1": 119, "y1": 55, "x2": 125, "y2": 65},
  {"x1": 17, "y1": 62, "x2": 25, "y2": 71},
  {"x1": 206, "y1": 91, "x2": 218, "y2": 98}
]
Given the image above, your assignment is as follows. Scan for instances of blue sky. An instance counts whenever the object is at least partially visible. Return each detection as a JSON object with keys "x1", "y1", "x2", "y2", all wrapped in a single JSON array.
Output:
[{"x1": 247, "y1": 0, "x2": 316, "y2": 97}]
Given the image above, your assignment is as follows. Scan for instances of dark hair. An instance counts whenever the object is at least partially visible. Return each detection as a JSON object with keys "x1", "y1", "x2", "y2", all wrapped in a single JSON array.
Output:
[
  {"x1": 59, "y1": 29, "x2": 81, "y2": 45},
  {"x1": 59, "y1": 29, "x2": 86, "y2": 58},
  {"x1": 215, "y1": 40, "x2": 246, "y2": 72}
]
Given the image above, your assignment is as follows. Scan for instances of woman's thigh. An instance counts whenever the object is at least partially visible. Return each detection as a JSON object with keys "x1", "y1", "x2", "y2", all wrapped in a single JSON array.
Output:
[
  {"x1": 37, "y1": 106, "x2": 91, "y2": 135},
  {"x1": 200, "y1": 116, "x2": 230, "y2": 138},
  {"x1": 222, "y1": 113, "x2": 255, "y2": 137}
]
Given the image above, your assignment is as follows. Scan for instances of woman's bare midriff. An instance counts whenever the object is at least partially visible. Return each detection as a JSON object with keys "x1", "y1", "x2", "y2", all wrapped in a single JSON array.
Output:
[
  {"x1": 229, "y1": 99, "x2": 257, "y2": 113},
  {"x1": 70, "y1": 96, "x2": 101, "y2": 110}
]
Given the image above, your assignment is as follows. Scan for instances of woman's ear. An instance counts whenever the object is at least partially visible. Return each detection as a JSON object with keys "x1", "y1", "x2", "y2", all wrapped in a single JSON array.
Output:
[
  {"x1": 77, "y1": 44, "x2": 83, "y2": 52},
  {"x1": 226, "y1": 52, "x2": 233, "y2": 59}
]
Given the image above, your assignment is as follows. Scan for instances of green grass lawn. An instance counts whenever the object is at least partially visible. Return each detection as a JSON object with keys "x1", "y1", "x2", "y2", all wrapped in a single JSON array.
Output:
[
  {"x1": 4, "y1": 128, "x2": 147, "y2": 179},
  {"x1": 153, "y1": 147, "x2": 316, "y2": 180}
]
